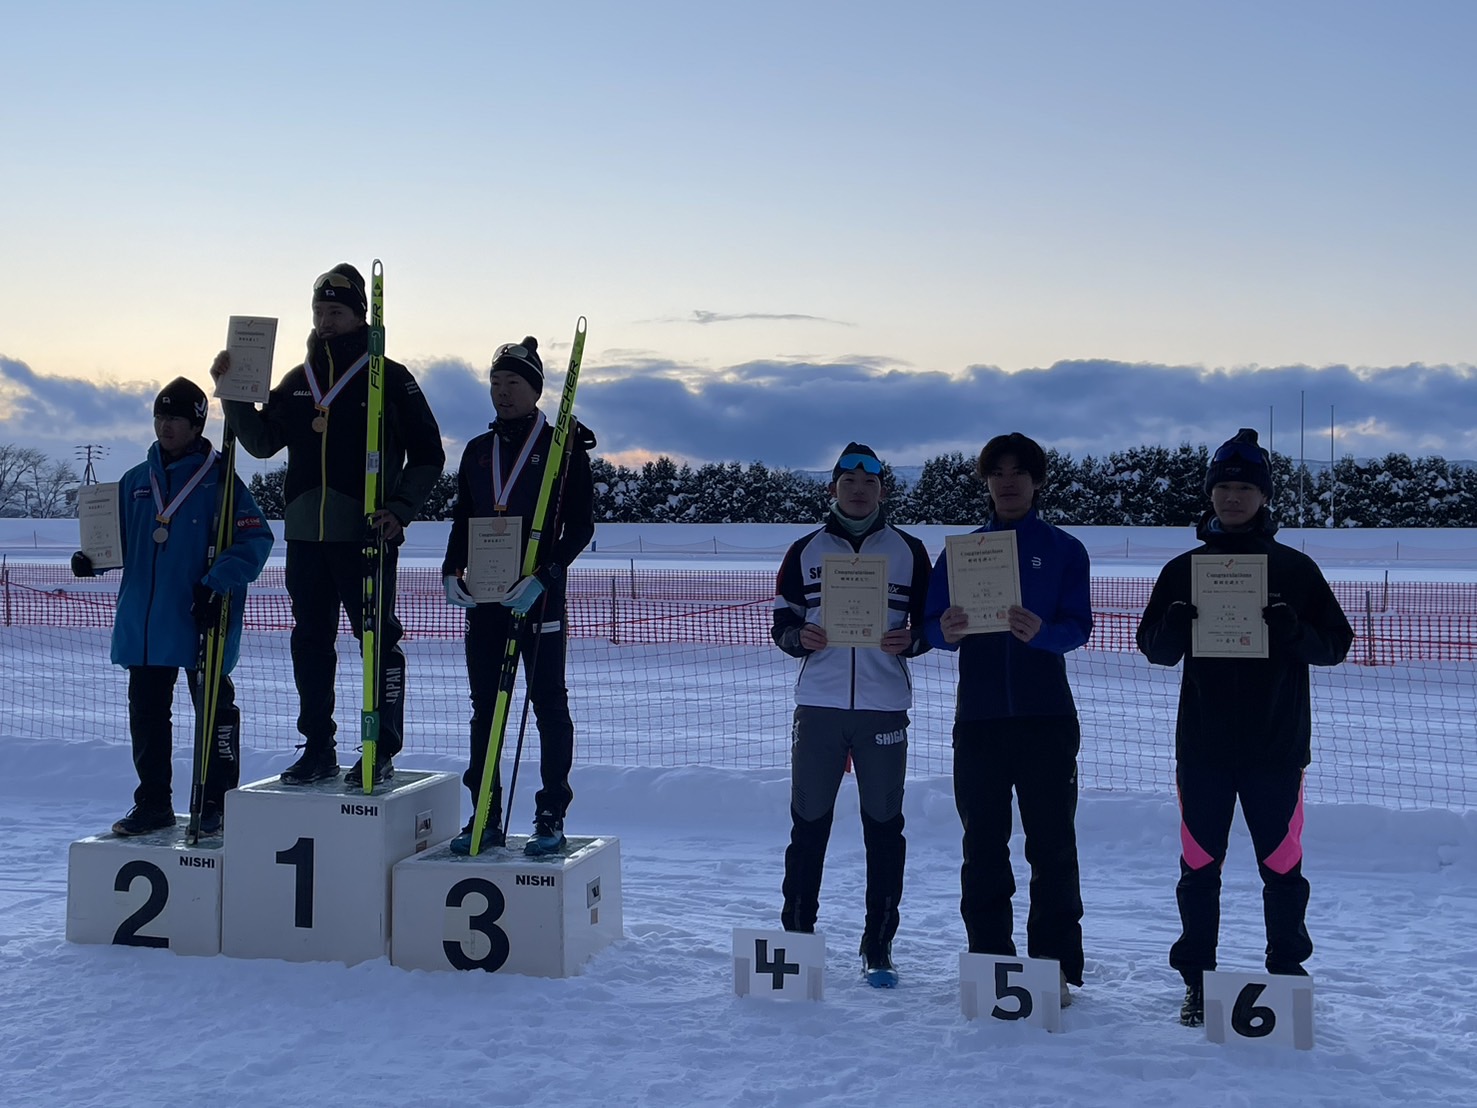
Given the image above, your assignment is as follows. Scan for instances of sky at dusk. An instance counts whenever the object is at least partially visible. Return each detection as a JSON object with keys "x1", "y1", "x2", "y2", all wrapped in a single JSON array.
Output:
[{"x1": 4, "y1": 1, "x2": 1475, "y2": 478}]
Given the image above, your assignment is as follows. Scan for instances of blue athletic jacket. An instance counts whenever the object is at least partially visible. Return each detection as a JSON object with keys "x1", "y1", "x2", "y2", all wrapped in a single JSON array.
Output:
[
  {"x1": 111, "y1": 440, "x2": 274, "y2": 672},
  {"x1": 923, "y1": 510, "x2": 1092, "y2": 721}
]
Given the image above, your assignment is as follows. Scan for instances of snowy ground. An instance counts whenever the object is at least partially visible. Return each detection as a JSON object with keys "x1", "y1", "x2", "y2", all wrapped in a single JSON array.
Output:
[
  {"x1": 3, "y1": 520, "x2": 1476, "y2": 1106},
  {"x1": 1, "y1": 738, "x2": 1475, "y2": 1108}
]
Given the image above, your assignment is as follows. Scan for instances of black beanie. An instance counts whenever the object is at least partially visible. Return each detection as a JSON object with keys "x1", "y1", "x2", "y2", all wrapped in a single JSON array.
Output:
[
  {"x1": 154, "y1": 377, "x2": 208, "y2": 429},
  {"x1": 490, "y1": 337, "x2": 544, "y2": 395},
  {"x1": 1205, "y1": 428, "x2": 1273, "y2": 499},
  {"x1": 832, "y1": 442, "x2": 882, "y2": 480},
  {"x1": 311, "y1": 263, "x2": 368, "y2": 317}
]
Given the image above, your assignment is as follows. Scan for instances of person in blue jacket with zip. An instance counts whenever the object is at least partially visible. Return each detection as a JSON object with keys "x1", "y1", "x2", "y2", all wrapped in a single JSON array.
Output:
[
  {"x1": 71, "y1": 378, "x2": 274, "y2": 837},
  {"x1": 923, "y1": 432, "x2": 1093, "y2": 1004}
]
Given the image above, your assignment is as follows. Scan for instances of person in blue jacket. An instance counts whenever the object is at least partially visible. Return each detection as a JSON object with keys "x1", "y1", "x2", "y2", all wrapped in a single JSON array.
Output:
[
  {"x1": 71, "y1": 378, "x2": 274, "y2": 837},
  {"x1": 923, "y1": 432, "x2": 1093, "y2": 1004}
]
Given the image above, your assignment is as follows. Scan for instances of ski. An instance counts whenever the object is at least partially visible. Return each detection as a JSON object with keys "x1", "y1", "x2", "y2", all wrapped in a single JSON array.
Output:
[
  {"x1": 186, "y1": 429, "x2": 237, "y2": 845},
  {"x1": 361, "y1": 259, "x2": 387, "y2": 794},
  {"x1": 470, "y1": 316, "x2": 587, "y2": 855}
]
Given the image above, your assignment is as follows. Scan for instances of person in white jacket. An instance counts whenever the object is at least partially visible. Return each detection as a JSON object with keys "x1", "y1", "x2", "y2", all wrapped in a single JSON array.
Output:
[{"x1": 770, "y1": 443, "x2": 931, "y2": 987}]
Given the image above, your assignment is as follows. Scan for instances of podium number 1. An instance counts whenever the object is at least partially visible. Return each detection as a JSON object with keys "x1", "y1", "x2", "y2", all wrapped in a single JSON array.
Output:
[{"x1": 275, "y1": 836, "x2": 315, "y2": 928}]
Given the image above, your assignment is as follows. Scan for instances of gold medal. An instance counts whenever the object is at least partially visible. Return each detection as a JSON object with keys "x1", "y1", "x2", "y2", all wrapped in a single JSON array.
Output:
[
  {"x1": 312, "y1": 415, "x2": 327, "y2": 433},
  {"x1": 153, "y1": 526, "x2": 169, "y2": 543}
]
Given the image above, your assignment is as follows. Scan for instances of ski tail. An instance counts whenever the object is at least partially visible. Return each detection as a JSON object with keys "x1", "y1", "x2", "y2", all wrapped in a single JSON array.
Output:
[
  {"x1": 362, "y1": 258, "x2": 387, "y2": 793},
  {"x1": 187, "y1": 429, "x2": 237, "y2": 845},
  {"x1": 470, "y1": 316, "x2": 587, "y2": 855}
]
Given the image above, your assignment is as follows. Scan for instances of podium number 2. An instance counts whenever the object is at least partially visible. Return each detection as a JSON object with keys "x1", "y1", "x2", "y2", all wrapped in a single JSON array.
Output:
[
  {"x1": 275, "y1": 836, "x2": 315, "y2": 928},
  {"x1": 443, "y1": 877, "x2": 511, "y2": 972},
  {"x1": 991, "y1": 961, "x2": 1033, "y2": 1021},
  {"x1": 113, "y1": 860, "x2": 168, "y2": 948},
  {"x1": 1231, "y1": 983, "x2": 1276, "y2": 1038}
]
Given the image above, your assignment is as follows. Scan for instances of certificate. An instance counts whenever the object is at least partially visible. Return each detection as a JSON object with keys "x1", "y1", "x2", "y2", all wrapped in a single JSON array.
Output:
[
  {"x1": 945, "y1": 531, "x2": 1021, "y2": 635},
  {"x1": 77, "y1": 483, "x2": 123, "y2": 570},
  {"x1": 214, "y1": 316, "x2": 279, "y2": 402},
  {"x1": 821, "y1": 554, "x2": 888, "y2": 648},
  {"x1": 1191, "y1": 554, "x2": 1268, "y2": 658},
  {"x1": 466, "y1": 516, "x2": 522, "y2": 603}
]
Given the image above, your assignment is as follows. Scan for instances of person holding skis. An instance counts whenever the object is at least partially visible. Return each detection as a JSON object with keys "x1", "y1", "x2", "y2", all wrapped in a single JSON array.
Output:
[
  {"x1": 210, "y1": 263, "x2": 444, "y2": 787},
  {"x1": 772, "y1": 443, "x2": 932, "y2": 988},
  {"x1": 71, "y1": 378, "x2": 273, "y2": 836},
  {"x1": 1136, "y1": 429, "x2": 1352, "y2": 1027},
  {"x1": 441, "y1": 336, "x2": 595, "y2": 856},
  {"x1": 923, "y1": 432, "x2": 1093, "y2": 1006}
]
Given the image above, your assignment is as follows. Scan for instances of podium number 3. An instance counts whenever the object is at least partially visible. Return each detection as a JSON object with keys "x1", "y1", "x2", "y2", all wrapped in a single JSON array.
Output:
[
  {"x1": 275, "y1": 837, "x2": 315, "y2": 928},
  {"x1": 1232, "y1": 983, "x2": 1277, "y2": 1038},
  {"x1": 991, "y1": 961, "x2": 1033, "y2": 1021},
  {"x1": 443, "y1": 877, "x2": 511, "y2": 972},
  {"x1": 113, "y1": 860, "x2": 168, "y2": 948}
]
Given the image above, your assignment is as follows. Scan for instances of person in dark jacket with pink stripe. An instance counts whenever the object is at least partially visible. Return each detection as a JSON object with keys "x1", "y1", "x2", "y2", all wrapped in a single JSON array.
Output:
[{"x1": 1136, "y1": 429, "x2": 1353, "y2": 1027}]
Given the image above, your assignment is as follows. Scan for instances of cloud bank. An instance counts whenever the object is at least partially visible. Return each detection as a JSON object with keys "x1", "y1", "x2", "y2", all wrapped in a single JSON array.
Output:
[{"x1": 5, "y1": 353, "x2": 1475, "y2": 477}]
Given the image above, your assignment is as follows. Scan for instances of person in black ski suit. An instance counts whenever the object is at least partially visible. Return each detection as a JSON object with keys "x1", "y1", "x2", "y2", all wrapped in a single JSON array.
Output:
[
  {"x1": 441, "y1": 336, "x2": 595, "y2": 856},
  {"x1": 211, "y1": 263, "x2": 444, "y2": 787},
  {"x1": 1136, "y1": 429, "x2": 1353, "y2": 1027},
  {"x1": 772, "y1": 443, "x2": 932, "y2": 987}
]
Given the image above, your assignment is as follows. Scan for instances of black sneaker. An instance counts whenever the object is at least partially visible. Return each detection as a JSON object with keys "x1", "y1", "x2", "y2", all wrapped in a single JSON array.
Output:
[
  {"x1": 112, "y1": 806, "x2": 176, "y2": 837},
  {"x1": 280, "y1": 746, "x2": 339, "y2": 785},
  {"x1": 449, "y1": 818, "x2": 506, "y2": 856},
  {"x1": 524, "y1": 811, "x2": 566, "y2": 856},
  {"x1": 861, "y1": 941, "x2": 898, "y2": 989},
  {"x1": 197, "y1": 803, "x2": 223, "y2": 837},
  {"x1": 1180, "y1": 982, "x2": 1205, "y2": 1027},
  {"x1": 344, "y1": 754, "x2": 394, "y2": 789}
]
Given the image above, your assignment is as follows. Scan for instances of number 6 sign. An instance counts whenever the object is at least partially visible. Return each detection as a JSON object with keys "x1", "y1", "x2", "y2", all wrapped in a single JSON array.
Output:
[{"x1": 1203, "y1": 970, "x2": 1315, "y2": 1050}]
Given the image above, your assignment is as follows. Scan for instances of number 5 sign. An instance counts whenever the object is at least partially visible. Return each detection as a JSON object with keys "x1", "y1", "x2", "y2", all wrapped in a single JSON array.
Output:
[
  {"x1": 1203, "y1": 971, "x2": 1315, "y2": 1050},
  {"x1": 959, "y1": 953, "x2": 1062, "y2": 1032}
]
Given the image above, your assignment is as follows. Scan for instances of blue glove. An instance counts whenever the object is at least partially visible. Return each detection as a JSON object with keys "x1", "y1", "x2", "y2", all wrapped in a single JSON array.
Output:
[
  {"x1": 500, "y1": 574, "x2": 545, "y2": 615},
  {"x1": 443, "y1": 575, "x2": 476, "y2": 609}
]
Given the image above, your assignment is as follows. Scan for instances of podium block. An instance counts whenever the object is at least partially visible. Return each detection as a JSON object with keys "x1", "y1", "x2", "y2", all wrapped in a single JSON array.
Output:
[
  {"x1": 391, "y1": 835, "x2": 622, "y2": 976},
  {"x1": 67, "y1": 823, "x2": 224, "y2": 956},
  {"x1": 221, "y1": 770, "x2": 459, "y2": 965},
  {"x1": 1204, "y1": 970, "x2": 1315, "y2": 1050}
]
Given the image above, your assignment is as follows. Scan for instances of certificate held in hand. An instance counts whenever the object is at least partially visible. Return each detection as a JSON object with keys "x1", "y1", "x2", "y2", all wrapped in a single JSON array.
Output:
[
  {"x1": 466, "y1": 516, "x2": 522, "y2": 604},
  {"x1": 945, "y1": 531, "x2": 1022, "y2": 635},
  {"x1": 77, "y1": 483, "x2": 123, "y2": 570},
  {"x1": 821, "y1": 554, "x2": 889, "y2": 647},
  {"x1": 214, "y1": 316, "x2": 279, "y2": 402},
  {"x1": 1190, "y1": 554, "x2": 1268, "y2": 658}
]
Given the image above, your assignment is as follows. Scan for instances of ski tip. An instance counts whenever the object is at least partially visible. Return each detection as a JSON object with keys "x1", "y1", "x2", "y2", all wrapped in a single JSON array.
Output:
[
  {"x1": 372, "y1": 258, "x2": 384, "y2": 279},
  {"x1": 576, "y1": 316, "x2": 587, "y2": 334}
]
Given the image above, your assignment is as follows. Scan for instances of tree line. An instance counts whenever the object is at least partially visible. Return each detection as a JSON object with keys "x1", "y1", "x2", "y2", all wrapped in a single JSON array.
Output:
[{"x1": 7, "y1": 440, "x2": 1477, "y2": 528}]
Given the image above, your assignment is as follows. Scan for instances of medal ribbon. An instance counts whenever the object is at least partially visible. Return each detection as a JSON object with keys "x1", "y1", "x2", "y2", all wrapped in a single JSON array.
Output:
[
  {"x1": 150, "y1": 450, "x2": 219, "y2": 527},
  {"x1": 303, "y1": 352, "x2": 370, "y2": 412},
  {"x1": 491, "y1": 411, "x2": 547, "y2": 512}
]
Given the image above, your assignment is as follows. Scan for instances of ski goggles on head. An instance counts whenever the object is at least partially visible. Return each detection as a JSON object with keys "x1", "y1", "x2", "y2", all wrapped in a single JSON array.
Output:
[
  {"x1": 492, "y1": 342, "x2": 535, "y2": 364},
  {"x1": 835, "y1": 453, "x2": 883, "y2": 475},
  {"x1": 313, "y1": 271, "x2": 358, "y2": 291}
]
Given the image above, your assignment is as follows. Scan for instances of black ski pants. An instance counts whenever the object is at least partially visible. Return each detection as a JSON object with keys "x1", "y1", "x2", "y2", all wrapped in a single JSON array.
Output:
[
  {"x1": 1171, "y1": 761, "x2": 1312, "y2": 983},
  {"x1": 127, "y1": 665, "x2": 239, "y2": 813},
  {"x1": 285, "y1": 539, "x2": 405, "y2": 758},
  {"x1": 953, "y1": 714, "x2": 1085, "y2": 985},
  {"x1": 463, "y1": 601, "x2": 574, "y2": 825},
  {"x1": 781, "y1": 705, "x2": 908, "y2": 957}
]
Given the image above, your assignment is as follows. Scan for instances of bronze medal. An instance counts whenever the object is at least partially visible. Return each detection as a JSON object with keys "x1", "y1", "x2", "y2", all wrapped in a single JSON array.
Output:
[{"x1": 312, "y1": 415, "x2": 327, "y2": 433}]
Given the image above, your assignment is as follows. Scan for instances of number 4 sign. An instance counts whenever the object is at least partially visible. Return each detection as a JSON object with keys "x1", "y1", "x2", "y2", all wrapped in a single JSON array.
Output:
[
  {"x1": 1203, "y1": 970, "x2": 1315, "y2": 1050},
  {"x1": 732, "y1": 928, "x2": 825, "y2": 1001},
  {"x1": 959, "y1": 953, "x2": 1062, "y2": 1032}
]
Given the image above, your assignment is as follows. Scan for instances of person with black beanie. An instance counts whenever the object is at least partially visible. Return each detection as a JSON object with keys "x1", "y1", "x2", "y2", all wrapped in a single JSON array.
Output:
[
  {"x1": 441, "y1": 336, "x2": 596, "y2": 856},
  {"x1": 1137, "y1": 428, "x2": 1353, "y2": 1027},
  {"x1": 210, "y1": 263, "x2": 445, "y2": 787},
  {"x1": 71, "y1": 377, "x2": 273, "y2": 836}
]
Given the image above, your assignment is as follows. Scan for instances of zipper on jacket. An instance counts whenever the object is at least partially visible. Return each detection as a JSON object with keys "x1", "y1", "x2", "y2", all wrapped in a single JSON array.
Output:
[{"x1": 317, "y1": 348, "x2": 334, "y2": 540}]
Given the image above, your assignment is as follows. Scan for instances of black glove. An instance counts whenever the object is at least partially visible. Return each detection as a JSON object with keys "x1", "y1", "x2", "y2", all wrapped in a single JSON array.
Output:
[
  {"x1": 1164, "y1": 601, "x2": 1198, "y2": 634},
  {"x1": 1262, "y1": 602, "x2": 1300, "y2": 644},
  {"x1": 192, "y1": 583, "x2": 224, "y2": 633},
  {"x1": 70, "y1": 551, "x2": 95, "y2": 578}
]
